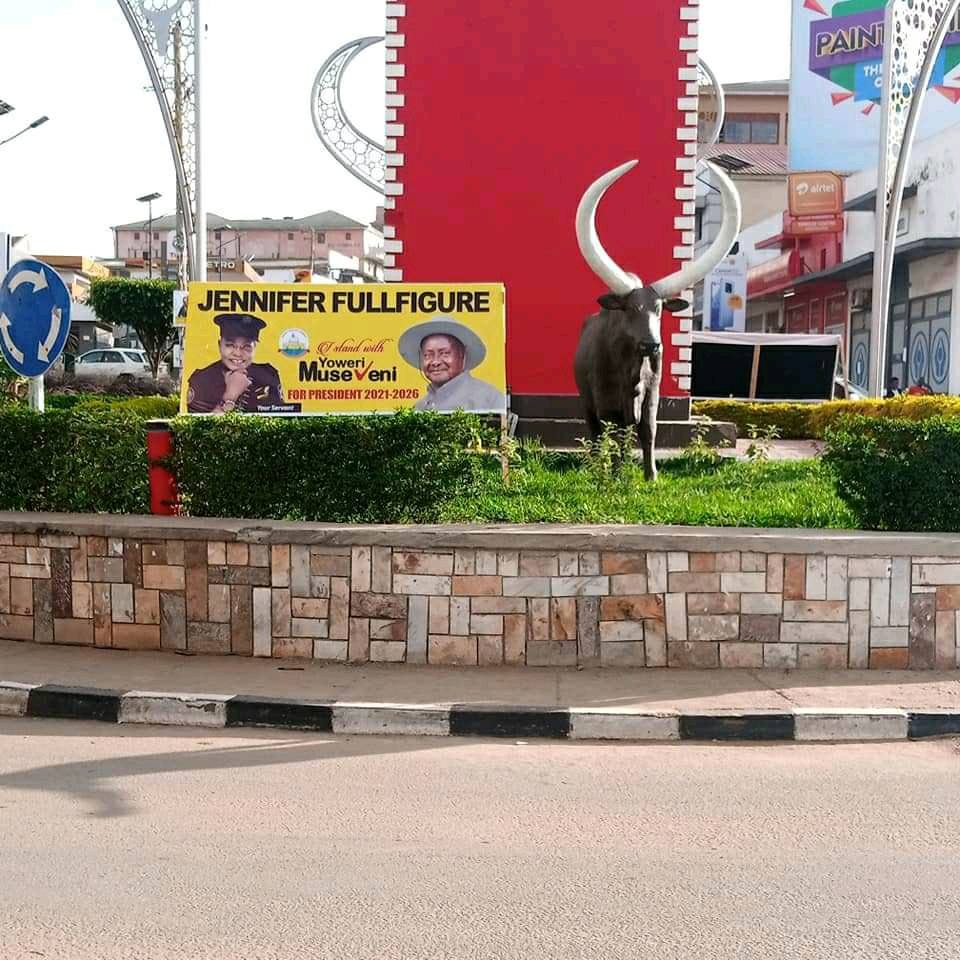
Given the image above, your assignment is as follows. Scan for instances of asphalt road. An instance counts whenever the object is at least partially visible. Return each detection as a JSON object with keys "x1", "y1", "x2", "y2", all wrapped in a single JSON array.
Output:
[{"x1": 1, "y1": 720, "x2": 959, "y2": 960}]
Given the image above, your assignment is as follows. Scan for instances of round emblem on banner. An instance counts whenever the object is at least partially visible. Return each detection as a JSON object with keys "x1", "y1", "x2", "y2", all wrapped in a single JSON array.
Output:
[
  {"x1": 932, "y1": 329, "x2": 950, "y2": 387},
  {"x1": 853, "y1": 342, "x2": 868, "y2": 388},
  {"x1": 912, "y1": 331, "x2": 929, "y2": 384},
  {"x1": 279, "y1": 328, "x2": 310, "y2": 358}
]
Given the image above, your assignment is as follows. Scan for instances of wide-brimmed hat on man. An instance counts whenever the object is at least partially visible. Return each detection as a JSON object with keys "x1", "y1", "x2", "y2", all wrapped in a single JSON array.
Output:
[{"x1": 398, "y1": 317, "x2": 487, "y2": 371}]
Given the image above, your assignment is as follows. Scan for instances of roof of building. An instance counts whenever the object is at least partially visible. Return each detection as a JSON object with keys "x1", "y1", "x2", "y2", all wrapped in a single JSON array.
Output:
[
  {"x1": 722, "y1": 80, "x2": 790, "y2": 96},
  {"x1": 844, "y1": 184, "x2": 917, "y2": 212},
  {"x1": 112, "y1": 210, "x2": 370, "y2": 232},
  {"x1": 701, "y1": 144, "x2": 788, "y2": 177},
  {"x1": 793, "y1": 237, "x2": 960, "y2": 286}
]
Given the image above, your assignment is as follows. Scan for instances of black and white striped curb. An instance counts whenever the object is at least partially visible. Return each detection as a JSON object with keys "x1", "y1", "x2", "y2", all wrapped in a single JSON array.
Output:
[{"x1": 3, "y1": 681, "x2": 960, "y2": 742}]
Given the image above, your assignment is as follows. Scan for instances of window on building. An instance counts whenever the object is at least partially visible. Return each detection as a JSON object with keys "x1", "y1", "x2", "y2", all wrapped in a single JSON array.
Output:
[
  {"x1": 153, "y1": 232, "x2": 159, "y2": 240},
  {"x1": 786, "y1": 304, "x2": 808, "y2": 333},
  {"x1": 826, "y1": 296, "x2": 846, "y2": 335},
  {"x1": 142, "y1": 250, "x2": 149, "y2": 260},
  {"x1": 134, "y1": 232, "x2": 140, "y2": 240},
  {"x1": 287, "y1": 232, "x2": 294, "y2": 240},
  {"x1": 215, "y1": 231, "x2": 222, "y2": 240},
  {"x1": 720, "y1": 113, "x2": 780, "y2": 145},
  {"x1": 695, "y1": 207, "x2": 705, "y2": 242},
  {"x1": 316, "y1": 232, "x2": 325, "y2": 243},
  {"x1": 345, "y1": 232, "x2": 352, "y2": 240}
]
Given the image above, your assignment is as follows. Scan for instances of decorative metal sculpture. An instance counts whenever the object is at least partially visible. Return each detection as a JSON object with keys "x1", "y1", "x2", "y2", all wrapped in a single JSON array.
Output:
[
  {"x1": 697, "y1": 59, "x2": 725, "y2": 148},
  {"x1": 115, "y1": 0, "x2": 198, "y2": 281},
  {"x1": 869, "y1": 0, "x2": 960, "y2": 396},
  {"x1": 312, "y1": 37, "x2": 386, "y2": 193}
]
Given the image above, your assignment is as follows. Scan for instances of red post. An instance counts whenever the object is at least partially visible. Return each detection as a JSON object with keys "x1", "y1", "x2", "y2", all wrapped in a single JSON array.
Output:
[{"x1": 146, "y1": 420, "x2": 178, "y2": 516}]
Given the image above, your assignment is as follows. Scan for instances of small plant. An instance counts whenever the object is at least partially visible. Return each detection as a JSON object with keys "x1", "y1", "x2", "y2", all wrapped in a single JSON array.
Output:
[
  {"x1": 674, "y1": 421, "x2": 723, "y2": 474},
  {"x1": 744, "y1": 422, "x2": 781, "y2": 464},
  {"x1": 517, "y1": 435, "x2": 546, "y2": 464},
  {"x1": 579, "y1": 422, "x2": 636, "y2": 483}
]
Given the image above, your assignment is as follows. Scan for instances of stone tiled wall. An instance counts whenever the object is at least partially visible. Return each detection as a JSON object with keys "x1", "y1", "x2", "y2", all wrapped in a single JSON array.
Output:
[{"x1": 1, "y1": 516, "x2": 959, "y2": 669}]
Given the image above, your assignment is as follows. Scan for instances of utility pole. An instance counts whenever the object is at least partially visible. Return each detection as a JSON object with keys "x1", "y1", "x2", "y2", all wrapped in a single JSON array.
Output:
[
  {"x1": 173, "y1": 17, "x2": 188, "y2": 290},
  {"x1": 194, "y1": 0, "x2": 206, "y2": 282}
]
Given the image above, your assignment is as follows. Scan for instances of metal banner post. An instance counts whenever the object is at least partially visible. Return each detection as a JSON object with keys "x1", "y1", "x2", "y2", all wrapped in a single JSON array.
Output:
[
  {"x1": 116, "y1": 0, "x2": 200, "y2": 283},
  {"x1": 869, "y1": 0, "x2": 960, "y2": 397}
]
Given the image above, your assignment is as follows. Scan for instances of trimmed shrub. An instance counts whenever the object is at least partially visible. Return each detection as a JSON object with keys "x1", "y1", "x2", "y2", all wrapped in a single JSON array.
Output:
[
  {"x1": 824, "y1": 415, "x2": 960, "y2": 532},
  {"x1": 0, "y1": 408, "x2": 150, "y2": 514},
  {"x1": 694, "y1": 395, "x2": 960, "y2": 441},
  {"x1": 808, "y1": 395, "x2": 960, "y2": 438},
  {"x1": 46, "y1": 394, "x2": 90, "y2": 411},
  {"x1": 171, "y1": 411, "x2": 487, "y2": 522},
  {"x1": 75, "y1": 395, "x2": 179, "y2": 419},
  {"x1": 693, "y1": 400, "x2": 813, "y2": 439}
]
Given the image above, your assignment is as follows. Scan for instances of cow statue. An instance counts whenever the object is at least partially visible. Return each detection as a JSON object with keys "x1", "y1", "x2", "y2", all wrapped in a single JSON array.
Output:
[{"x1": 574, "y1": 159, "x2": 742, "y2": 480}]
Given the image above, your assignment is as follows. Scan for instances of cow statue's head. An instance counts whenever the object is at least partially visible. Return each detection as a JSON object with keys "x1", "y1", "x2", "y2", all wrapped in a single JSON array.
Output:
[{"x1": 575, "y1": 159, "x2": 742, "y2": 351}]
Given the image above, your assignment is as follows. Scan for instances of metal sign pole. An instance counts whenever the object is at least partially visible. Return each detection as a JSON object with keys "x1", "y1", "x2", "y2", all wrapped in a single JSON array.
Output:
[
  {"x1": 28, "y1": 376, "x2": 44, "y2": 413},
  {"x1": 0, "y1": 259, "x2": 71, "y2": 408}
]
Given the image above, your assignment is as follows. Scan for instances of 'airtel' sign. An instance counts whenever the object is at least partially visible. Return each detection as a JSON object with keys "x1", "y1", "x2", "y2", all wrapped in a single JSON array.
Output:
[{"x1": 788, "y1": 172, "x2": 844, "y2": 217}]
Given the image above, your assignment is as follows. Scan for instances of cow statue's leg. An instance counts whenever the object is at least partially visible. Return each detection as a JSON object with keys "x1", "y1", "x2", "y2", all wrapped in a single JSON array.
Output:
[
  {"x1": 584, "y1": 407, "x2": 603, "y2": 445},
  {"x1": 638, "y1": 379, "x2": 659, "y2": 482}
]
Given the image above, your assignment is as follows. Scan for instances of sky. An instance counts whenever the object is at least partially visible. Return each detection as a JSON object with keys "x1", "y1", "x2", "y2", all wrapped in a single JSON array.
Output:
[{"x1": 0, "y1": 0, "x2": 792, "y2": 256}]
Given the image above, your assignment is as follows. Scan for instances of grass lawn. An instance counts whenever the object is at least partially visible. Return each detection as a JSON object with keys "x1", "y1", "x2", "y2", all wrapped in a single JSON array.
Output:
[{"x1": 441, "y1": 451, "x2": 856, "y2": 528}]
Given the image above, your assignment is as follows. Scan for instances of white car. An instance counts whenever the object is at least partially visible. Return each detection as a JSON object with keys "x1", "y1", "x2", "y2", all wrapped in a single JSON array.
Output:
[{"x1": 73, "y1": 348, "x2": 156, "y2": 383}]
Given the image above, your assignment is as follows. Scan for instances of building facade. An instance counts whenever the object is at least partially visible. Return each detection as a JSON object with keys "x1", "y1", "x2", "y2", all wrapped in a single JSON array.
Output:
[
  {"x1": 735, "y1": 118, "x2": 960, "y2": 397},
  {"x1": 694, "y1": 80, "x2": 790, "y2": 326},
  {"x1": 110, "y1": 211, "x2": 384, "y2": 283}
]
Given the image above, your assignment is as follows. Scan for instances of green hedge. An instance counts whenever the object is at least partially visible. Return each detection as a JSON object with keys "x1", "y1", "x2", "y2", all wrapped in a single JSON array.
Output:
[
  {"x1": 74, "y1": 395, "x2": 179, "y2": 419},
  {"x1": 694, "y1": 396, "x2": 960, "y2": 441},
  {"x1": 824, "y1": 415, "x2": 960, "y2": 532},
  {"x1": 171, "y1": 411, "x2": 486, "y2": 522},
  {"x1": 693, "y1": 400, "x2": 813, "y2": 439},
  {"x1": 0, "y1": 408, "x2": 149, "y2": 513},
  {"x1": 0, "y1": 407, "x2": 486, "y2": 521}
]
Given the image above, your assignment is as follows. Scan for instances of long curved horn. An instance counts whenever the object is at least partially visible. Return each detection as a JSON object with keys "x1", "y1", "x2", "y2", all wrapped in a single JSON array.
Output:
[
  {"x1": 576, "y1": 159, "x2": 641, "y2": 295},
  {"x1": 652, "y1": 160, "x2": 742, "y2": 299}
]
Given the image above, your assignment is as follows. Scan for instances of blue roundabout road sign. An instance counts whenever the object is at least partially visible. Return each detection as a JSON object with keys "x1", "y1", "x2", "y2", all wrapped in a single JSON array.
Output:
[{"x1": 0, "y1": 258, "x2": 71, "y2": 378}]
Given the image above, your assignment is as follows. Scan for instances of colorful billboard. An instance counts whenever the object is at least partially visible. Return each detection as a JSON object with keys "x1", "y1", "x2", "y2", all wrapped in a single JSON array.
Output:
[
  {"x1": 790, "y1": 0, "x2": 960, "y2": 173},
  {"x1": 180, "y1": 283, "x2": 506, "y2": 416},
  {"x1": 788, "y1": 171, "x2": 844, "y2": 216},
  {"x1": 704, "y1": 256, "x2": 748, "y2": 332}
]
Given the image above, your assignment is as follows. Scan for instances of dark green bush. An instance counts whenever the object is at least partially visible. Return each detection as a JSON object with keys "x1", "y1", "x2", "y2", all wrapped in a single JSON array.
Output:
[
  {"x1": 824, "y1": 415, "x2": 960, "y2": 532},
  {"x1": 46, "y1": 394, "x2": 89, "y2": 411},
  {"x1": 0, "y1": 408, "x2": 149, "y2": 513},
  {"x1": 171, "y1": 411, "x2": 487, "y2": 522}
]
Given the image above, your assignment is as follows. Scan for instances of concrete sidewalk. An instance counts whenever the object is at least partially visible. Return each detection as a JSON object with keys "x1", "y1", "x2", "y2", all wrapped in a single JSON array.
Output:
[{"x1": 2, "y1": 638, "x2": 960, "y2": 712}]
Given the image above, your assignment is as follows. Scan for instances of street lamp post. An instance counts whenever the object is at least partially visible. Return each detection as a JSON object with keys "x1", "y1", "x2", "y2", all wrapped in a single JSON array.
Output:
[
  {"x1": 215, "y1": 229, "x2": 241, "y2": 280},
  {"x1": 0, "y1": 115, "x2": 49, "y2": 150},
  {"x1": 137, "y1": 192, "x2": 162, "y2": 279}
]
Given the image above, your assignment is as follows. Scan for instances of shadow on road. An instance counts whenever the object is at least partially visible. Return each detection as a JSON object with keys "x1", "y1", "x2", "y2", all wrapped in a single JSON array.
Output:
[{"x1": 0, "y1": 720, "x2": 457, "y2": 819}]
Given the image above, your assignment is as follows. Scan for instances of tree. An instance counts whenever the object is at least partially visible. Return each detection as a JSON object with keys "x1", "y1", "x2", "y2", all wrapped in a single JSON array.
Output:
[{"x1": 88, "y1": 278, "x2": 177, "y2": 381}]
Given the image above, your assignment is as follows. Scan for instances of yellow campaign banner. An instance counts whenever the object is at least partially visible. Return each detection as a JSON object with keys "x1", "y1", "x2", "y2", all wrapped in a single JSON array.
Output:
[{"x1": 180, "y1": 282, "x2": 507, "y2": 416}]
